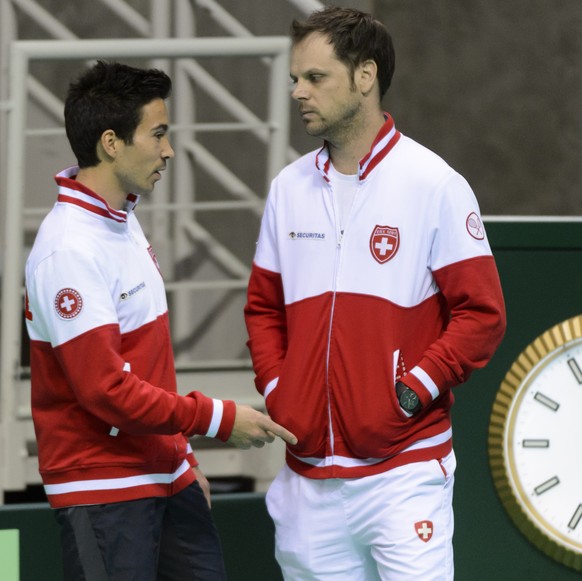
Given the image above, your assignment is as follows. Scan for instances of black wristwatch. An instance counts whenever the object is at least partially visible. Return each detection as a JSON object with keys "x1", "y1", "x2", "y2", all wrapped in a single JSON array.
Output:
[{"x1": 395, "y1": 381, "x2": 422, "y2": 415}]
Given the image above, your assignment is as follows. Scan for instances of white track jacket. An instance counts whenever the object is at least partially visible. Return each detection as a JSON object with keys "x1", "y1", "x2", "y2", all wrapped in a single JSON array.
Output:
[
  {"x1": 245, "y1": 115, "x2": 506, "y2": 479},
  {"x1": 25, "y1": 167, "x2": 236, "y2": 508}
]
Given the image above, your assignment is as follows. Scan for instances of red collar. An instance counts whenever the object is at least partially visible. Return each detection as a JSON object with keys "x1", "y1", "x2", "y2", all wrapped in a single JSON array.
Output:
[
  {"x1": 315, "y1": 114, "x2": 401, "y2": 183},
  {"x1": 55, "y1": 166, "x2": 139, "y2": 223}
]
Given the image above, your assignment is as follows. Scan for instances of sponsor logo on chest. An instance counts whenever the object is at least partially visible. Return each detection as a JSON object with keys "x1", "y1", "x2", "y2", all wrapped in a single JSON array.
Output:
[
  {"x1": 288, "y1": 231, "x2": 326, "y2": 240},
  {"x1": 120, "y1": 281, "x2": 146, "y2": 301}
]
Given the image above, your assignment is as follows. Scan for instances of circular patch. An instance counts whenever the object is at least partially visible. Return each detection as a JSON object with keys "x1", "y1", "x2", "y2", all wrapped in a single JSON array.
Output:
[
  {"x1": 54, "y1": 288, "x2": 83, "y2": 320},
  {"x1": 466, "y1": 212, "x2": 485, "y2": 240}
]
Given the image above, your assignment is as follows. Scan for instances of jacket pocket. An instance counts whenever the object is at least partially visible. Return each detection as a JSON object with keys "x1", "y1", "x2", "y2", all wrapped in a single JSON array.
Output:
[
  {"x1": 265, "y1": 360, "x2": 327, "y2": 457},
  {"x1": 334, "y1": 348, "x2": 413, "y2": 458}
]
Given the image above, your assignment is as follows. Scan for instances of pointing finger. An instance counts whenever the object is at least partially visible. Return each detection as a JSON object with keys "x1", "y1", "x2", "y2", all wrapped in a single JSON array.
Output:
[{"x1": 264, "y1": 419, "x2": 298, "y2": 446}]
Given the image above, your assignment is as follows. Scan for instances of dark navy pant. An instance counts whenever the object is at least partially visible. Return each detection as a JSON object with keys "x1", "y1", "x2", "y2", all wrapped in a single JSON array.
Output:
[{"x1": 54, "y1": 481, "x2": 226, "y2": 580}]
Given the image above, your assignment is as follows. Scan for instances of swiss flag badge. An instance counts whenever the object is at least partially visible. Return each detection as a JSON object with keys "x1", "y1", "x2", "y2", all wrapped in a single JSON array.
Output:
[
  {"x1": 370, "y1": 225, "x2": 399, "y2": 264},
  {"x1": 415, "y1": 520, "x2": 433, "y2": 543},
  {"x1": 54, "y1": 288, "x2": 83, "y2": 320}
]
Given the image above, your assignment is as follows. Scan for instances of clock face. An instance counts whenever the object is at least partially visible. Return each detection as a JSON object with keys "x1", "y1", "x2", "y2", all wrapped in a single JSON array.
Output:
[{"x1": 489, "y1": 315, "x2": 582, "y2": 572}]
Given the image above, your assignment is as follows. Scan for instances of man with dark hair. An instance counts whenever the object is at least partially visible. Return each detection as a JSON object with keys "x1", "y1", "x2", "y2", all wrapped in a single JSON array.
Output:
[
  {"x1": 245, "y1": 6, "x2": 505, "y2": 580},
  {"x1": 25, "y1": 60, "x2": 296, "y2": 581}
]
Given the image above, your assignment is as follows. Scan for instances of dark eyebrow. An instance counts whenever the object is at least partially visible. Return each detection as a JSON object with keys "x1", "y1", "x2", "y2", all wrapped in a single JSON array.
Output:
[
  {"x1": 293, "y1": 68, "x2": 325, "y2": 79},
  {"x1": 151, "y1": 124, "x2": 169, "y2": 134}
]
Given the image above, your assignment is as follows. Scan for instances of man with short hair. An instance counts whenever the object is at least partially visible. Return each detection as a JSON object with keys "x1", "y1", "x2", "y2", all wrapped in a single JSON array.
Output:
[
  {"x1": 25, "y1": 60, "x2": 296, "y2": 581},
  {"x1": 245, "y1": 6, "x2": 506, "y2": 579}
]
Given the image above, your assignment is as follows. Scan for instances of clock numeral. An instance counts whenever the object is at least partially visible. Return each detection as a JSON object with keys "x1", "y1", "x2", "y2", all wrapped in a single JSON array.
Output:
[
  {"x1": 533, "y1": 392, "x2": 559, "y2": 411},
  {"x1": 534, "y1": 476, "x2": 560, "y2": 496},
  {"x1": 568, "y1": 505, "x2": 582, "y2": 530},
  {"x1": 567, "y1": 358, "x2": 582, "y2": 384},
  {"x1": 522, "y1": 439, "x2": 549, "y2": 448}
]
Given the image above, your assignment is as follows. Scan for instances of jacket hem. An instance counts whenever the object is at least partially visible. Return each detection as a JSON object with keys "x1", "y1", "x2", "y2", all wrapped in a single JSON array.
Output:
[{"x1": 285, "y1": 440, "x2": 453, "y2": 480}]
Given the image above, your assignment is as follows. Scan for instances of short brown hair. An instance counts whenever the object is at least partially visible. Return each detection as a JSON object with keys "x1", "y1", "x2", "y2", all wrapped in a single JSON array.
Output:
[{"x1": 290, "y1": 6, "x2": 395, "y2": 99}]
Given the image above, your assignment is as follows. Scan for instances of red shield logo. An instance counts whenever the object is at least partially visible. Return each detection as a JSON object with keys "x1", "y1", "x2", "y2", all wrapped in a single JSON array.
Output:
[
  {"x1": 147, "y1": 245, "x2": 163, "y2": 276},
  {"x1": 370, "y1": 225, "x2": 399, "y2": 264},
  {"x1": 415, "y1": 520, "x2": 433, "y2": 543}
]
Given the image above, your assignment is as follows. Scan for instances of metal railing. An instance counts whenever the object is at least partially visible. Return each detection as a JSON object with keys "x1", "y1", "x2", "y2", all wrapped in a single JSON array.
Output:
[
  {"x1": 0, "y1": 35, "x2": 291, "y2": 495},
  {"x1": 0, "y1": 0, "x2": 326, "y2": 501}
]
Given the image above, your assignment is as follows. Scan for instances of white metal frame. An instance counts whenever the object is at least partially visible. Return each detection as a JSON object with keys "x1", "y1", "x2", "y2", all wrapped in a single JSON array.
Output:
[{"x1": 0, "y1": 36, "x2": 290, "y2": 495}]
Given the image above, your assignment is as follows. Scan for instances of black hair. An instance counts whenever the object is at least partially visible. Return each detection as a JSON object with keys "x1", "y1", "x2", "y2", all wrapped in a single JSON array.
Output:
[{"x1": 64, "y1": 61, "x2": 172, "y2": 168}]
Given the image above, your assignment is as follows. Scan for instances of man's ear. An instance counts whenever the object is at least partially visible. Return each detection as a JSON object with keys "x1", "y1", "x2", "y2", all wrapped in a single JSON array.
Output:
[
  {"x1": 99, "y1": 129, "x2": 119, "y2": 160},
  {"x1": 358, "y1": 59, "x2": 378, "y2": 97}
]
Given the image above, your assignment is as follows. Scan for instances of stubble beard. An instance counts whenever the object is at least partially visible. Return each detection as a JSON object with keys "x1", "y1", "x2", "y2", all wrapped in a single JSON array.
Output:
[{"x1": 302, "y1": 99, "x2": 362, "y2": 145}]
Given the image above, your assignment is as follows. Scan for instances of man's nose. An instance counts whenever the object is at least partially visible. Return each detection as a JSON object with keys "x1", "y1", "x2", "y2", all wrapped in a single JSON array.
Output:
[
  {"x1": 291, "y1": 79, "x2": 308, "y2": 101},
  {"x1": 163, "y1": 137, "x2": 175, "y2": 159}
]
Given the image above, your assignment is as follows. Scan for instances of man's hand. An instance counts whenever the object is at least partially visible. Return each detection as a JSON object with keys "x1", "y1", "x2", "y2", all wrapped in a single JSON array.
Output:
[
  {"x1": 228, "y1": 404, "x2": 298, "y2": 449},
  {"x1": 192, "y1": 465, "x2": 212, "y2": 507}
]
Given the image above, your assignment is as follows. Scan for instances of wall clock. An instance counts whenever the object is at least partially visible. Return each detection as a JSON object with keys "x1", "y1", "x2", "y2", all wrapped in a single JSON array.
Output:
[{"x1": 488, "y1": 314, "x2": 582, "y2": 572}]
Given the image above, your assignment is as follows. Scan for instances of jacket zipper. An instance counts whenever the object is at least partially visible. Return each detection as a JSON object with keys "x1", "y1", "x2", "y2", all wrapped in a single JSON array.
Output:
[{"x1": 324, "y1": 179, "x2": 359, "y2": 461}]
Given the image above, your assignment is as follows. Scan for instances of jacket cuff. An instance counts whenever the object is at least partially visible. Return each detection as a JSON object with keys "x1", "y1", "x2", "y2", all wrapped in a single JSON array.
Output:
[
  {"x1": 182, "y1": 393, "x2": 236, "y2": 442},
  {"x1": 214, "y1": 399, "x2": 236, "y2": 442},
  {"x1": 255, "y1": 366, "x2": 282, "y2": 395},
  {"x1": 404, "y1": 364, "x2": 443, "y2": 408}
]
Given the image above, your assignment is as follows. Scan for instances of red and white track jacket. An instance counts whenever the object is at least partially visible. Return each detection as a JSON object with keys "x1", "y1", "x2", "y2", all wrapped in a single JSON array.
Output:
[
  {"x1": 25, "y1": 167, "x2": 236, "y2": 508},
  {"x1": 245, "y1": 116, "x2": 506, "y2": 479}
]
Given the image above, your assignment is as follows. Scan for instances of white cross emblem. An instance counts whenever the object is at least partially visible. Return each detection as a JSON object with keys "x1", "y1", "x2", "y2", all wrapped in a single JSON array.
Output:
[
  {"x1": 374, "y1": 237, "x2": 393, "y2": 256},
  {"x1": 54, "y1": 288, "x2": 83, "y2": 320},
  {"x1": 370, "y1": 225, "x2": 400, "y2": 264},
  {"x1": 60, "y1": 295, "x2": 76, "y2": 312},
  {"x1": 415, "y1": 520, "x2": 433, "y2": 543}
]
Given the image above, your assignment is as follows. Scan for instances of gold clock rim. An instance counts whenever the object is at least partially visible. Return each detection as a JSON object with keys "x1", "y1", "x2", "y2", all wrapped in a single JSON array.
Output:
[{"x1": 488, "y1": 314, "x2": 582, "y2": 573}]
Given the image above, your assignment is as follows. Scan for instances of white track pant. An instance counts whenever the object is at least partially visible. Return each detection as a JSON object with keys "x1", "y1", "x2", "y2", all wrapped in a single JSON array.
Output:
[{"x1": 266, "y1": 451, "x2": 456, "y2": 580}]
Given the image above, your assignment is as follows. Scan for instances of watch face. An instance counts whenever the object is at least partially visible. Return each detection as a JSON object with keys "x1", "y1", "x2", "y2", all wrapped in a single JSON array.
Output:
[
  {"x1": 400, "y1": 388, "x2": 419, "y2": 411},
  {"x1": 489, "y1": 316, "x2": 582, "y2": 572}
]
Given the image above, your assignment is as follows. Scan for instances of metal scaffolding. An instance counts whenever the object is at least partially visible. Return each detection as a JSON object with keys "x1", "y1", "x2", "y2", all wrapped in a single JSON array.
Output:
[
  {"x1": 0, "y1": 0, "x2": 324, "y2": 501},
  {"x1": 0, "y1": 29, "x2": 293, "y2": 500}
]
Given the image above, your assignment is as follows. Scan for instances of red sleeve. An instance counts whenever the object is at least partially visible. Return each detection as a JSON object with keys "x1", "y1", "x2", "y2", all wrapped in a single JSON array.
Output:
[
  {"x1": 244, "y1": 262, "x2": 288, "y2": 393},
  {"x1": 404, "y1": 255, "x2": 506, "y2": 404},
  {"x1": 54, "y1": 324, "x2": 236, "y2": 439}
]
